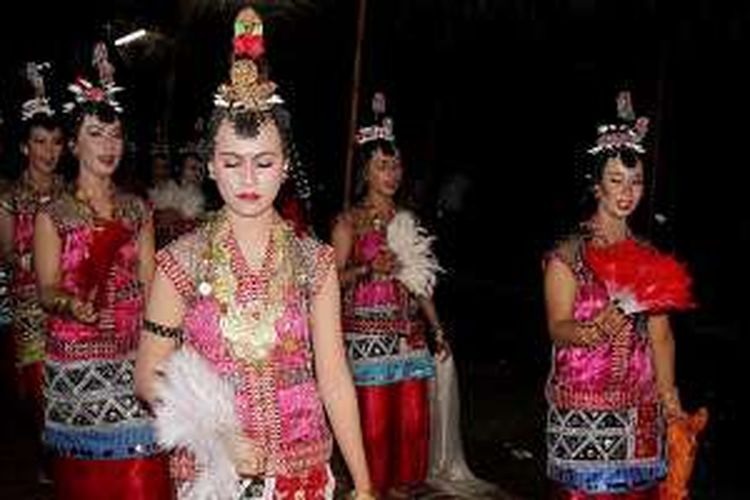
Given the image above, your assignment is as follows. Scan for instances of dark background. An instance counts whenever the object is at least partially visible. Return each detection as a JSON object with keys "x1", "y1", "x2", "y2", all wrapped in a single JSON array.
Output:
[{"x1": 1, "y1": 1, "x2": 748, "y2": 498}]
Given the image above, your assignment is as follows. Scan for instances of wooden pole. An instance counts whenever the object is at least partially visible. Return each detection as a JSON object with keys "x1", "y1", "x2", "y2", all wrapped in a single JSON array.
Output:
[
  {"x1": 648, "y1": 41, "x2": 667, "y2": 240},
  {"x1": 343, "y1": 0, "x2": 368, "y2": 210}
]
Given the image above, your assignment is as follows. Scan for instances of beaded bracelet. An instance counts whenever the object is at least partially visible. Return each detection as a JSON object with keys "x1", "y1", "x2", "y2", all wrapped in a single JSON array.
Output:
[
  {"x1": 49, "y1": 294, "x2": 74, "y2": 316},
  {"x1": 576, "y1": 323, "x2": 604, "y2": 346},
  {"x1": 143, "y1": 319, "x2": 183, "y2": 340},
  {"x1": 434, "y1": 325, "x2": 446, "y2": 340},
  {"x1": 661, "y1": 386, "x2": 681, "y2": 411}
]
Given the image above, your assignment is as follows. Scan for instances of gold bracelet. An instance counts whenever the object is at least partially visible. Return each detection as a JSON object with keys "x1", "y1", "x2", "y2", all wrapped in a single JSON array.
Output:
[
  {"x1": 349, "y1": 491, "x2": 377, "y2": 500},
  {"x1": 50, "y1": 294, "x2": 73, "y2": 316},
  {"x1": 662, "y1": 386, "x2": 680, "y2": 408}
]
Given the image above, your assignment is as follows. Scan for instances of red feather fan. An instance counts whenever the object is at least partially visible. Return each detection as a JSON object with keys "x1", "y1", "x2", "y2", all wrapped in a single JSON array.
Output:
[
  {"x1": 79, "y1": 220, "x2": 133, "y2": 306},
  {"x1": 584, "y1": 239, "x2": 694, "y2": 314}
]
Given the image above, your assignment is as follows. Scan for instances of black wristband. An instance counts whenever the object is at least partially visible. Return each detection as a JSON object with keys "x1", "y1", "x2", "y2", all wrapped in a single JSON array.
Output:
[{"x1": 143, "y1": 319, "x2": 183, "y2": 341}]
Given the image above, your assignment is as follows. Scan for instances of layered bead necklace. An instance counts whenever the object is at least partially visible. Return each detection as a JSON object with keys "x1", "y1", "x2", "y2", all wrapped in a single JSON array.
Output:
[
  {"x1": 74, "y1": 182, "x2": 117, "y2": 222},
  {"x1": 362, "y1": 201, "x2": 395, "y2": 232},
  {"x1": 198, "y1": 210, "x2": 293, "y2": 367}
]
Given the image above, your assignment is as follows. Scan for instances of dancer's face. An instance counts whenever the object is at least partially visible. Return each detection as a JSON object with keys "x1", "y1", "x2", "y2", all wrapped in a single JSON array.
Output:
[
  {"x1": 366, "y1": 148, "x2": 402, "y2": 199},
  {"x1": 72, "y1": 115, "x2": 123, "y2": 178},
  {"x1": 595, "y1": 156, "x2": 644, "y2": 220},
  {"x1": 209, "y1": 119, "x2": 287, "y2": 218},
  {"x1": 23, "y1": 126, "x2": 64, "y2": 176}
]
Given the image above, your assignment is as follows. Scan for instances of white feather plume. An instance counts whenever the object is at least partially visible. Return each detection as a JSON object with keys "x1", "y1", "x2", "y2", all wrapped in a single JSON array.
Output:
[
  {"x1": 149, "y1": 181, "x2": 205, "y2": 219},
  {"x1": 154, "y1": 348, "x2": 243, "y2": 500},
  {"x1": 149, "y1": 181, "x2": 179, "y2": 210},
  {"x1": 387, "y1": 211, "x2": 442, "y2": 298},
  {"x1": 177, "y1": 185, "x2": 206, "y2": 219}
]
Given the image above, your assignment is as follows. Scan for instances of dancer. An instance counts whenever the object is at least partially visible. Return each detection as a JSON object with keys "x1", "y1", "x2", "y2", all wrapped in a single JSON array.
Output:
[
  {"x1": 333, "y1": 92, "x2": 449, "y2": 495},
  {"x1": 33, "y1": 42, "x2": 170, "y2": 499},
  {"x1": 0, "y1": 63, "x2": 65, "y2": 475},
  {"x1": 135, "y1": 7, "x2": 373, "y2": 499},
  {"x1": 544, "y1": 92, "x2": 692, "y2": 499}
]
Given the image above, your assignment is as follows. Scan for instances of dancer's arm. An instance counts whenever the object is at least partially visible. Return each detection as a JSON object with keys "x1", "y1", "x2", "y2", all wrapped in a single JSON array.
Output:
[
  {"x1": 136, "y1": 214, "x2": 156, "y2": 300},
  {"x1": 332, "y1": 214, "x2": 368, "y2": 286},
  {"x1": 649, "y1": 314, "x2": 685, "y2": 419},
  {"x1": 418, "y1": 297, "x2": 451, "y2": 360},
  {"x1": 311, "y1": 263, "x2": 373, "y2": 496},
  {"x1": 34, "y1": 212, "x2": 97, "y2": 323},
  {"x1": 134, "y1": 268, "x2": 183, "y2": 404}
]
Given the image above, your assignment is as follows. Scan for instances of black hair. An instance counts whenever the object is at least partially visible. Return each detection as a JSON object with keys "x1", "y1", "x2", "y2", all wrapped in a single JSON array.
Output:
[
  {"x1": 353, "y1": 138, "x2": 400, "y2": 201},
  {"x1": 20, "y1": 112, "x2": 63, "y2": 143},
  {"x1": 67, "y1": 101, "x2": 120, "y2": 139}
]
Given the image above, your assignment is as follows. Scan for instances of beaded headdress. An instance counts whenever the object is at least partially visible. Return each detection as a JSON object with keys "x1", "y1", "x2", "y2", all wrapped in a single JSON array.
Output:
[
  {"x1": 213, "y1": 7, "x2": 283, "y2": 113},
  {"x1": 63, "y1": 42, "x2": 124, "y2": 114},
  {"x1": 21, "y1": 62, "x2": 55, "y2": 121},
  {"x1": 588, "y1": 91, "x2": 649, "y2": 155},
  {"x1": 356, "y1": 92, "x2": 395, "y2": 145}
]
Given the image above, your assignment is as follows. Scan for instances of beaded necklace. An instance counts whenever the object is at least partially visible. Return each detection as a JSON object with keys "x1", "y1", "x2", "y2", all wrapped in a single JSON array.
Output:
[
  {"x1": 73, "y1": 182, "x2": 117, "y2": 224},
  {"x1": 360, "y1": 202, "x2": 395, "y2": 232},
  {"x1": 198, "y1": 210, "x2": 293, "y2": 368}
]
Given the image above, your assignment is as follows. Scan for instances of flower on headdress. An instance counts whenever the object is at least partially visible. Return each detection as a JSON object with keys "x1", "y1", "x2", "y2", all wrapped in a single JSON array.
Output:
[
  {"x1": 63, "y1": 42, "x2": 125, "y2": 115},
  {"x1": 234, "y1": 34, "x2": 265, "y2": 59},
  {"x1": 588, "y1": 92, "x2": 648, "y2": 155},
  {"x1": 66, "y1": 77, "x2": 122, "y2": 112},
  {"x1": 84, "y1": 85, "x2": 106, "y2": 102}
]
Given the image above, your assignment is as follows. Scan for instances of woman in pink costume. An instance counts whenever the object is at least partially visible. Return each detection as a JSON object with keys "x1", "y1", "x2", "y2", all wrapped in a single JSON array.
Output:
[
  {"x1": 135, "y1": 7, "x2": 373, "y2": 500},
  {"x1": 32, "y1": 43, "x2": 171, "y2": 499},
  {"x1": 0, "y1": 63, "x2": 65, "y2": 432},
  {"x1": 544, "y1": 94, "x2": 686, "y2": 499},
  {"x1": 332, "y1": 94, "x2": 449, "y2": 496}
]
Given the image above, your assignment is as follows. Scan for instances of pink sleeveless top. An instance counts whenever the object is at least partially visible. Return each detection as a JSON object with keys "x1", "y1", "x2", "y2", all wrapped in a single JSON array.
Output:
[{"x1": 157, "y1": 217, "x2": 335, "y2": 475}]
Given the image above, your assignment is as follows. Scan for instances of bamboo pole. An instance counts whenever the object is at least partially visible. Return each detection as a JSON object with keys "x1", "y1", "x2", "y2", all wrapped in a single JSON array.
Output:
[{"x1": 343, "y1": 0, "x2": 368, "y2": 210}]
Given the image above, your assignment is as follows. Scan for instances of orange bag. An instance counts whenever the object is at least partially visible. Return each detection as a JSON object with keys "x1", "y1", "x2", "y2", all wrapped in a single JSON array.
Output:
[{"x1": 659, "y1": 408, "x2": 708, "y2": 500}]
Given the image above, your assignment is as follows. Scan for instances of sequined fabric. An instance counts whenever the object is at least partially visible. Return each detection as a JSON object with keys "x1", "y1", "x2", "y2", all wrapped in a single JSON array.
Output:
[
  {"x1": 545, "y1": 235, "x2": 666, "y2": 494},
  {"x1": 41, "y1": 191, "x2": 159, "y2": 459},
  {"x1": 341, "y1": 206, "x2": 435, "y2": 386},
  {"x1": 156, "y1": 217, "x2": 334, "y2": 482}
]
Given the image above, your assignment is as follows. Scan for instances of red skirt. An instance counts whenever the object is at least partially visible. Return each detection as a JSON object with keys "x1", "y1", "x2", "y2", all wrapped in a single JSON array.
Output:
[
  {"x1": 53, "y1": 454, "x2": 173, "y2": 500},
  {"x1": 356, "y1": 379, "x2": 430, "y2": 493}
]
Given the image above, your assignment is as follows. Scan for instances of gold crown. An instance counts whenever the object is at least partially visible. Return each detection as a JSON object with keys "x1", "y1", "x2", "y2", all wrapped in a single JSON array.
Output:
[{"x1": 213, "y1": 7, "x2": 281, "y2": 112}]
